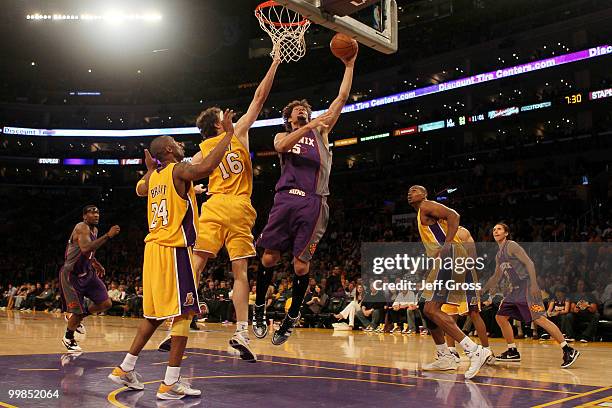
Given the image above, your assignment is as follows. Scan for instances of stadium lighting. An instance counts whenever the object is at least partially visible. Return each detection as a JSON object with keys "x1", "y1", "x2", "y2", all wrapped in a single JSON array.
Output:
[{"x1": 25, "y1": 12, "x2": 162, "y2": 23}]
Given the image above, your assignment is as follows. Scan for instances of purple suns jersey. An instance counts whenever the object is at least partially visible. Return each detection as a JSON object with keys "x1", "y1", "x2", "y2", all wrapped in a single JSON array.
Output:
[
  {"x1": 61, "y1": 227, "x2": 96, "y2": 278},
  {"x1": 496, "y1": 240, "x2": 530, "y2": 285},
  {"x1": 274, "y1": 128, "x2": 332, "y2": 196}
]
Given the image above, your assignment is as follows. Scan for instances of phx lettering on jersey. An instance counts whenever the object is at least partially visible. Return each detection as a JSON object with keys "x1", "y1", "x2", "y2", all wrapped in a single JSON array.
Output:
[
  {"x1": 291, "y1": 136, "x2": 316, "y2": 153},
  {"x1": 297, "y1": 137, "x2": 315, "y2": 147}
]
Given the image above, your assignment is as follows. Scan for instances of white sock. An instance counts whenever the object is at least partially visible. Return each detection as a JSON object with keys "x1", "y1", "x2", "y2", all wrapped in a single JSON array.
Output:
[
  {"x1": 435, "y1": 343, "x2": 450, "y2": 355},
  {"x1": 236, "y1": 321, "x2": 248, "y2": 332},
  {"x1": 120, "y1": 353, "x2": 138, "y2": 372},
  {"x1": 508, "y1": 343, "x2": 517, "y2": 349},
  {"x1": 164, "y1": 366, "x2": 181, "y2": 385},
  {"x1": 459, "y1": 336, "x2": 478, "y2": 353},
  {"x1": 560, "y1": 341, "x2": 568, "y2": 348}
]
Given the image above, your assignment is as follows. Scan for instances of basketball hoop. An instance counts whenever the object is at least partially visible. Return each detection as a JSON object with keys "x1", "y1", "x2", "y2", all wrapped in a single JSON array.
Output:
[{"x1": 255, "y1": 1, "x2": 311, "y2": 63}]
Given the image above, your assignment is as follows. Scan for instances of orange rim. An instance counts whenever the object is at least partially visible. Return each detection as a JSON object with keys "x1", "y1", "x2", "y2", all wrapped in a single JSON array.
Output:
[{"x1": 255, "y1": 0, "x2": 310, "y2": 27}]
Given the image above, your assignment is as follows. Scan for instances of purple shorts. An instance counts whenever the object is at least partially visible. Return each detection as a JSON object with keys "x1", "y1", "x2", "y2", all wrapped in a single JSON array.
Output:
[
  {"x1": 60, "y1": 267, "x2": 109, "y2": 314},
  {"x1": 257, "y1": 190, "x2": 329, "y2": 262},
  {"x1": 497, "y1": 283, "x2": 546, "y2": 323}
]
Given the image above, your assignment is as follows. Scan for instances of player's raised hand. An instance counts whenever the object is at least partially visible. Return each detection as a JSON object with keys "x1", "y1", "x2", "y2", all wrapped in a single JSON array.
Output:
[
  {"x1": 107, "y1": 225, "x2": 121, "y2": 238},
  {"x1": 144, "y1": 149, "x2": 157, "y2": 171},
  {"x1": 308, "y1": 110, "x2": 334, "y2": 130},
  {"x1": 221, "y1": 109, "x2": 235, "y2": 135},
  {"x1": 342, "y1": 43, "x2": 358, "y2": 67}
]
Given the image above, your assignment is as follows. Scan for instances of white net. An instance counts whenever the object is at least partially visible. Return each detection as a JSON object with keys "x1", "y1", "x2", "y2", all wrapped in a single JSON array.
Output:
[{"x1": 255, "y1": 1, "x2": 311, "y2": 63}]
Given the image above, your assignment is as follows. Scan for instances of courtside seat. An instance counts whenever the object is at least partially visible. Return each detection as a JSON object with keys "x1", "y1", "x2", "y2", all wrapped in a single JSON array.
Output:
[
  {"x1": 316, "y1": 296, "x2": 346, "y2": 328},
  {"x1": 269, "y1": 297, "x2": 287, "y2": 320},
  {"x1": 597, "y1": 300, "x2": 612, "y2": 341}
]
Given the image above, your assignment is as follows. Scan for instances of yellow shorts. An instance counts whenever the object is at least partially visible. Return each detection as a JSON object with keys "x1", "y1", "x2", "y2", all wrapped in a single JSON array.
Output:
[
  {"x1": 143, "y1": 242, "x2": 200, "y2": 320},
  {"x1": 441, "y1": 301, "x2": 481, "y2": 316},
  {"x1": 194, "y1": 194, "x2": 257, "y2": 261}
]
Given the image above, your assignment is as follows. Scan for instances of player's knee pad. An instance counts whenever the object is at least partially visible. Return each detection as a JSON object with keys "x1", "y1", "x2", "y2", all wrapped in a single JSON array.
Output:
[{"x1": 170, "y1": 317, "x2": 191, "y2": 337}]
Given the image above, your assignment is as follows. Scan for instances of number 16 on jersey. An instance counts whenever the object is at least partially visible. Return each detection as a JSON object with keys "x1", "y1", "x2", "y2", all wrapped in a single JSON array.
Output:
[{"x1": 218, "y1": 152, "x2": 244, "y2": 180}]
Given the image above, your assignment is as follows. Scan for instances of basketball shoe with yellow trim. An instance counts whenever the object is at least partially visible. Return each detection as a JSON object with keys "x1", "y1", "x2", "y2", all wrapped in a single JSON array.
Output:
[
  {"x1": 157, "y1": 377, "x2": 201, "y2": 400},
  {"x1": 108, "y1": 367, "x2": 145, "y2": 390}
]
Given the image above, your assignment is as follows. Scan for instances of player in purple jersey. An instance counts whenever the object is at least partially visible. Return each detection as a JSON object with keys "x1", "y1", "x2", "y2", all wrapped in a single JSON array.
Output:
[
  {"x1": 59, "y1": 205, "x2": 120, "y2": 352},
  {"x1": 253, "y1": 47, "x2": 358, "y2": 345},
  {"x1": 483, "y1": 223, "x2": 580, "y2": 368}
]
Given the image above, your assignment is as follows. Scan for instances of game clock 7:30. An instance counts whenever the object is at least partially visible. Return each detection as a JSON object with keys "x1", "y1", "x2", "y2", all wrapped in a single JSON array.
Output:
[{"x1": 564, "y1": 93, "x2": 583, "y2": 104}]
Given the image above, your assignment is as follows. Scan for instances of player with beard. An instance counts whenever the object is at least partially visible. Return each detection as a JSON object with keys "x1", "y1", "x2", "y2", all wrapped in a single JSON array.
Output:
[{"x1": 253, "y1": 47, "x2": 358, "y2": 345}]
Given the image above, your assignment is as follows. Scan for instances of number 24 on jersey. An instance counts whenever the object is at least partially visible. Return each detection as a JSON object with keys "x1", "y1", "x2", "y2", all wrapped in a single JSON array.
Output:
[{"x1": 150, "y1": 199, "x2": 169, "y2": 229}]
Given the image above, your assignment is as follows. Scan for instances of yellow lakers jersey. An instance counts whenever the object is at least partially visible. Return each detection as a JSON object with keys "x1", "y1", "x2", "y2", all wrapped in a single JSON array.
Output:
[
  {"x1": 417, "y1": 208, "x2": 462, "y2": 256},
  {"x1": 199, "y1": 133, "x2": 252, "y2": 197},
  {"x1": 144, "y1": 163, "x2": 199, "y2": 247}
]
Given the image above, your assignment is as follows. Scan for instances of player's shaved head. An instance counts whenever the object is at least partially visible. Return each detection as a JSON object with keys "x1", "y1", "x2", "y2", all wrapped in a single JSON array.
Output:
[
  {"x1": 407, "y1": 185, "x2": 427, "y2": 207},
  {"x1": 82, "y1": 204, "x2": 98, "y2": 215},
  {"x1": 409, "y1": 185, "x2": 427, "y2": 196},
  {"x1": 149, "y1": 136, "x2": 173, "y2": 160}
]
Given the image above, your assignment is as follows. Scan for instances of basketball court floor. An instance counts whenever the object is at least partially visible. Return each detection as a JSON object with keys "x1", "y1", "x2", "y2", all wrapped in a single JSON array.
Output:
[{"x1": 0, "y1": 311, "x2": 610, "y2": 407}]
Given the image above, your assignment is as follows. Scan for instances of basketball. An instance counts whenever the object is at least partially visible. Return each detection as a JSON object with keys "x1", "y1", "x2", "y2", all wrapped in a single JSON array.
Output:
[{"x1": 330, "y1": 33, "x2": 358, "y2": 60}]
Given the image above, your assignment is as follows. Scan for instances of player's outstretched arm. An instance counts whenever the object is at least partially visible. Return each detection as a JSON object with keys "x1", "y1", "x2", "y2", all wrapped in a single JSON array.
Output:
[
  {"x1": 75, "y1": 223, "x2": 120, "y2": 254},
  {"x1": 136, "y1": 149, "x2": 157, "y2": 197},
  {"x1": 235, "y1": 46, "x2": 281, "y2": 142},
  {"x1": 174, "y1": 110, "x2": 235, "y2": 181},
  {"x1": 320, "y1": 46, "x2": 358, "y2": 135},
  {"x1": 274, "y1": 111, "x2": 335, "y2": 152}
]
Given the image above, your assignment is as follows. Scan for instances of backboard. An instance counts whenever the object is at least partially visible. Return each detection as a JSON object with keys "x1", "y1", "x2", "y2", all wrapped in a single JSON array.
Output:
[{"x1": 278, "y1": 0, "x2": 398, "y2": 54}]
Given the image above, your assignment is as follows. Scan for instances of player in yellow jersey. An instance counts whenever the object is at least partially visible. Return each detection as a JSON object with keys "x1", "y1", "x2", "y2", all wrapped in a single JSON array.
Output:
[
  {"x1": 109, "y1": 111, "x2": 235, "y2": 401},
  {"x1": 185, "y1": 49, "x2": 281, "y2": 362},
  {"x1": 441, "y1": 226, "x2": 493, "y2": 364},
  {"x1": 407, "y1": 185, "x2": 492, "y2": 379}
]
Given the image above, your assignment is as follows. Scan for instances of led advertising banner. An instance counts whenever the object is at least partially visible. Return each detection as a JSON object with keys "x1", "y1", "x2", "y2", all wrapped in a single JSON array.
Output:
[
  {"x1": 63, "y1": 158, "x2": 94, "y2": 165},
  {"x1": 590, "y1": 88, "x2": 612, "y2": 100},
  {"x1": 3, "y1": 45, "x2": 610, "y2": 137},
  {"x1": 97, "y1": 159, "x2": 120, "y2": 165},
  {"x1": 37, "y1": 158, "x2": 60, "y2": 164}
]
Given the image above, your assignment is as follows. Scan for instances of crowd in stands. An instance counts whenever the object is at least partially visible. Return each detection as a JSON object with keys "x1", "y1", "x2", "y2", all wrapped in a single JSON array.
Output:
[
  {"x1": 2, "y1": 242, "x2": 610, "y2": 342},
  {"x1": 1, "y1": 166, "x2": 610, "y2": 339}
]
